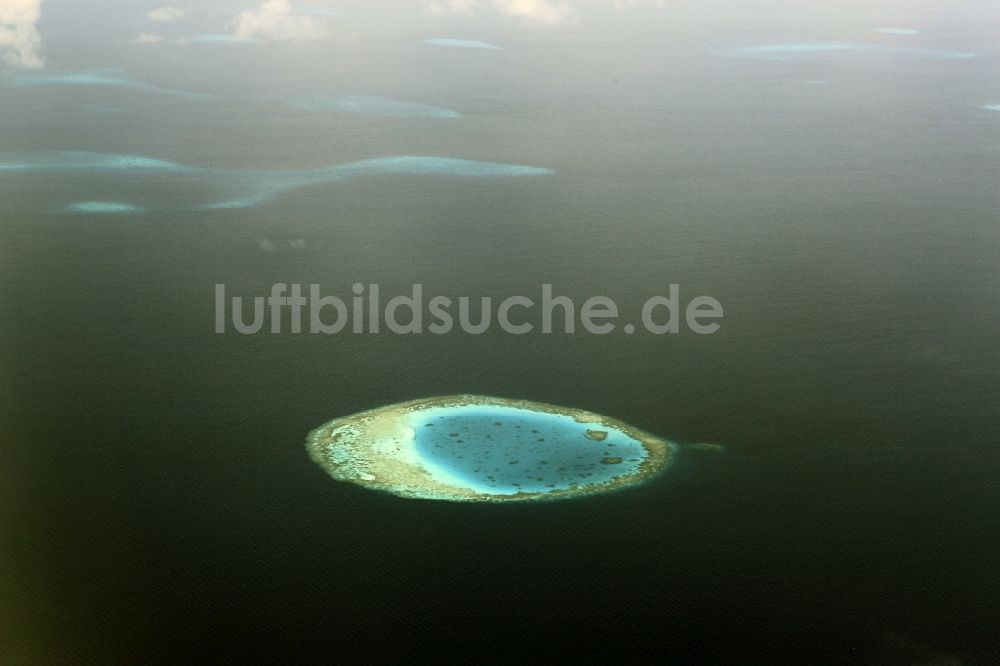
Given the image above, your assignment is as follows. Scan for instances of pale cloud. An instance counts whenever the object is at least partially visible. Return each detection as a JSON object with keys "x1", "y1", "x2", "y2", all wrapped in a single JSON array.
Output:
[
  {"x1": 132, "y1": 32, "x2": 164, "y2": 44},
  {"x1": 148, "y1": 6, "x2": 184, "y2": 23},
  {"x1": 227, "y1": 0, "x2": 328, "y2": 42},
  {"x1": 426, "y1": 0, "x2": 670, "y2": 21},
  {"x1": 494, "y1": 0, "x2": 574, "y2": 24},
  {"x1": 426, "y1": 0, "x2": 479, "y2": 16},
  {"x1": 425, "y1": 0, "x2": 575, "y2": 24},
  {"x1": 0, "y1": 0, "x2": 44, "y2": 69},
  {"x1": 613, "y1": 0, "x2": 665, "y2": 9}
]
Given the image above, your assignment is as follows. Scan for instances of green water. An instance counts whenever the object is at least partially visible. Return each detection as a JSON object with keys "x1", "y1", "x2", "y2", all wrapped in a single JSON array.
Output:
[{"x1": 2, "y1": 2, "x2": 999, "y2": 663}]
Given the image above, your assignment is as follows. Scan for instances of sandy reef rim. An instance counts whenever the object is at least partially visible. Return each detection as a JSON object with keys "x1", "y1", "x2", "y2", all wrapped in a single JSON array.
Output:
[{"x1": 307, "y1": 395, "x2": 674, "y2": 503}]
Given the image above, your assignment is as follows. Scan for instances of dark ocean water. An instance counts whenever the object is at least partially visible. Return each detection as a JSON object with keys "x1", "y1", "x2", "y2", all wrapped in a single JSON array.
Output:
[{"x1": 2, "y1": 8, "x2": 1000, "y2": 664}]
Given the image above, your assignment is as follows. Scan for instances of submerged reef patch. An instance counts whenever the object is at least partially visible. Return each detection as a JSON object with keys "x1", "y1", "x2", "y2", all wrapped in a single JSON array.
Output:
[
  {"x1": 0, "y1": 152, "x2": 193, "y2": 173},
  {"x1": 67, "y1": 201, "x2": 144, "y2": 214},
  {"x1": 873, "y1": 28, "x2": 921, "y2": 36},
  {"x1": 707, "y1": 41, "x2": 974, "y2": 61},
  {"x1": 289, "y1": 95, "x2": 460, "y2": 118},
  {"x1": 423, "y1": 38, "x2": 502, "y2": 50},
  {"x1": 0, "y1": 152, "x2": 554, "y2": 212},
  {"x1": 5, "y1": 70, "x2": 215, "y2": 99},
  {"x1": 204, "y1": 155, "x2": 554, "y2": 209},
  {"x1": 188, "y1": 34, "x2": 259, "y2": 44},
  {"x1": 307, "y1": 395, "x2": 673, "y2": 502}
]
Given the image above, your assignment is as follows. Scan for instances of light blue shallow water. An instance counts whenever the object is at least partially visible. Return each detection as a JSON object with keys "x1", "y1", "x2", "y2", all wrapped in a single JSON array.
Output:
[{"x1": 412, "y1": 406, "x2": 649, "y2": 495}]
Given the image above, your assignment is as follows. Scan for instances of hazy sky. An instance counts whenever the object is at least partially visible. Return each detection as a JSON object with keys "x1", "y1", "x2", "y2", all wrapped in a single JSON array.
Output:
[{"x1": 3, "y1": 0, "x2": 998, "y2": 73}]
